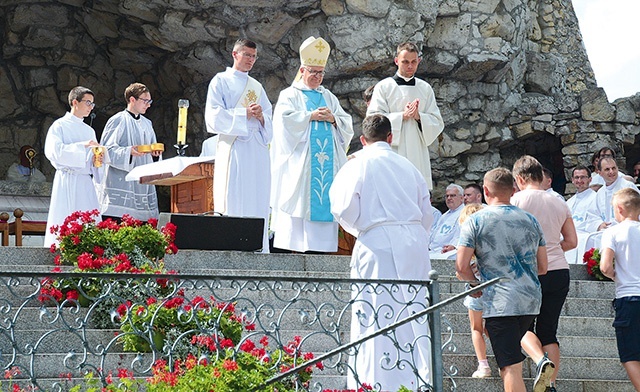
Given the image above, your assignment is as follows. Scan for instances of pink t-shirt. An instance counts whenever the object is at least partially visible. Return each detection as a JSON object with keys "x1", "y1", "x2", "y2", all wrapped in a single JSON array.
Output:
[{"x1": 512, "y1": 189, "x2": 572, "y2": 271}]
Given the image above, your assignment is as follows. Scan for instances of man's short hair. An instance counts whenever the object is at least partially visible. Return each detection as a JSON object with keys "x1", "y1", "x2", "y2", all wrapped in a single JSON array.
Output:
[
  {"x1": 612, "y1": 188, "x2": 640, "y2": 214},
  {"x1": 68, "y1": 86, "x2": 94, "y2": 107},
  {"x1": 542, "y1": 167, "x2": 553, "y2": 180},
  {"x1": 464, "y1": 183, "x2": 483, "y2": 195},
  {"x1": 124, "y1": 83, "x2": 149, "y2": 103},
  {"x1": 233, "y1": 38, "x2": 257, "y2": 52},
  {"x1": 598, "y1": 156, "x2": 617, "y2": 171},
  {"x1": 598, "y1": 147, "x2": 616, "y2": 159},
  {"x1": 362, "y1": 85, "x2": 375, "y2": 103},
  {"x1": 484, "y1": 167, "x2": 514, "y2": 195},
  {"x1": 513, "y1": 155, "x2": 544, "y2": 183},
  {"x1": 572, "y1": 165, "x2": 592, "y2": 177},
  {"x1": 446, "y1": 183, "x2": 464, "y2": 195},
  {"x1": 361, "y1": 114, "x2": 391, "y2": 143},
  {"x1": 396, "y1": 42, "x2": 420, "y2": 56}
]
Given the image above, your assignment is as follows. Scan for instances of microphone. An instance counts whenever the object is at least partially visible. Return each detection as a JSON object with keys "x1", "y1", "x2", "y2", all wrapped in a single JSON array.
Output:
[{"x1": 89, "y1": 113, "x2": 96, "y2": 127}]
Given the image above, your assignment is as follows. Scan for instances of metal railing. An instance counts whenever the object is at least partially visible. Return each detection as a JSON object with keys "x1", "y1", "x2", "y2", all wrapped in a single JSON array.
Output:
[{"x1": 0, "y1": 270, "x2": 501, "y2": 391}]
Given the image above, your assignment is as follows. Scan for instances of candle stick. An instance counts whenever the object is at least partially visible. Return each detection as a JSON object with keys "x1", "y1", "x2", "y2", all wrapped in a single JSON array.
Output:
[{"x1": 177, "y1": 99, "x2": 189, "y2": 145}]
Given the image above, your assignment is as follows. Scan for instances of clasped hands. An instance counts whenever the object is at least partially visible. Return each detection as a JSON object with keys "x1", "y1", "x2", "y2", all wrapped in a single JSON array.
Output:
[
  {"x1": 311, "y1": 107, "x2": 335, "y2": 124},
  {"x1": 247, "y1": 103, "x2": 264, "y2": 124},
  {"x1": 403, "y1": 98, "x2": 421, "y2": 121}
]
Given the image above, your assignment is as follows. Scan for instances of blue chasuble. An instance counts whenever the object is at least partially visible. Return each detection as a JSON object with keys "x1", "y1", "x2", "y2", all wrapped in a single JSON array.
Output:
[{"x1": 302, "y1": 90, "x2": 334, "y2": 222}]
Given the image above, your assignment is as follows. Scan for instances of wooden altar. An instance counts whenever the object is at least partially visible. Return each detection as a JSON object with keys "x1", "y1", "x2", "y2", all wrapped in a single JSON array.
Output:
[{"x1": 139, "y1": 162, "x2": 214, "y2": 214}]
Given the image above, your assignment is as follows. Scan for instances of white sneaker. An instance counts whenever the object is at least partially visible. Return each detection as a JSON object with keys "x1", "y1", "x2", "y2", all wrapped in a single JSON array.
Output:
[{"x1": 472, "y1": 366, "x2": 491, "y2": 378}]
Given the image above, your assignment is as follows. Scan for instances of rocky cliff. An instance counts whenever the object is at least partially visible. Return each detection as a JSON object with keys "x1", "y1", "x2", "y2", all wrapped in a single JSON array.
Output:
[{"x1": 1, "y1": 0, "x2": 638, "y2": 199}]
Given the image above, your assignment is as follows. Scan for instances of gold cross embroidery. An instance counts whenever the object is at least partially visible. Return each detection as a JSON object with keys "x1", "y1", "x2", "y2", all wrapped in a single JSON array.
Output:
[
  {"x1": 242, "y1": 90, "x2": 258, "y2": 107},
  {"x1": 315, "y1": 41, "x2": 326, "y2": 52}
]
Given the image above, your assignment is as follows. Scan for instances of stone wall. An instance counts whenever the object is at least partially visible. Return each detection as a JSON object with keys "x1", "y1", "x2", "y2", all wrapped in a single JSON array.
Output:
[{"x1": 1, "y1": 0, "x2": 639, "y2": 201}]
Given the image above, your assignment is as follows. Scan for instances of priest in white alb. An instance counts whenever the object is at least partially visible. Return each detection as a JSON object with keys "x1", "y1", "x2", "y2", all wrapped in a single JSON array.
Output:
[
  {"x1": 564, "y1": 165, "x2": 600, "y2": 263},
  {"x1": 99, "y1": 83, "x2": 160, "y2": 221},
  {"x1": 270, "y1": 36, "x2": 354, "y2": 252},
  {"x1": 367, "y1": 42, "x2": 444, "y2": 189},
  {"x1": 330, "y1": 114, "x2": 433, "y2": 390},
  {"x1": 205, "y1": 38, "x2": 273, "y2": 253},
  {"x1": 44, "y1": 86, "x2": 105, "y2": 246}
]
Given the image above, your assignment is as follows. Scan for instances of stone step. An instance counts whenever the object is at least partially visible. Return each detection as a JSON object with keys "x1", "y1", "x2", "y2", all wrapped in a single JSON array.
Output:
[
  {"x1": 0, "y1": 248, "x2": 597, "y2": 281},
  {"x1": 443, "y1": 332, "x2": 619, "y2": 359},
  {"x1": 443, "y1": 354, "x2": 628, "y2": 381},
  {"x1": 445, "y1": 377, "x2": 633, "y2": 392},
  {"x1": 440, "y1": 293, "x2": 615, "y2": 318},
  {"x1": 439, "y1": 278, "x2": 616, "y2": 298},
  {"x1": 442, "y1": 313, "x2": 615, "y2": 338}
]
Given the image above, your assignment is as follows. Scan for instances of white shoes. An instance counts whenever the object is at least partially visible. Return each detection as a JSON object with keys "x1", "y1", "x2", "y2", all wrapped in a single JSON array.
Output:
[{"x1": 471, "y1": 366, "x2": 492, "y2": 378}]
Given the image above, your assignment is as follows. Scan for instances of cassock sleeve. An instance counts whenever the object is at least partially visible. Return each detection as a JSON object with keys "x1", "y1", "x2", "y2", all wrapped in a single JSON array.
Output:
[
  {"x1": 329, "y1": 161, "x2": 362, "y2": 237},
  {"x1": 44, "y1": 122, "x2": 92, "y2": 171},
  {"x1": 257, "y1": 86, "x2": 274, "y2": 145},
  {"x1": 367, "y1": 81, "x2": 405, "y2": 136},
  {"x1": 272, "y1": 89, "x2": 313, "y2": 155},
  {"x1": 205, "y1": 76, "x2": 249, "y2": 138},
  {"x1": 417, "y1": 82, "x2": 444, "y2": 146},
  {"x1": 101, "y1": 114, "x2": 135, "y2": 172},
  {"x1": 324, "y1": 90, "x2": 354, "y2": 152}
]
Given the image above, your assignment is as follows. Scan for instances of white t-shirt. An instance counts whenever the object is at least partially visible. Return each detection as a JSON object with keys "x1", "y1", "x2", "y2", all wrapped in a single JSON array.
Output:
[{"x1": 601, "y1": 220, "x2": 640, "y2": 298}]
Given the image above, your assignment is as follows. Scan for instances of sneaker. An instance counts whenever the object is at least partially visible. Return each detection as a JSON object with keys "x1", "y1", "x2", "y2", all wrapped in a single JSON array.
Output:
[
  {"x1": 471, "y1": 366, "x2": 491, "y2": 378},
  {"x1": 533, "y1": 356, "x2": 555, "y2": 392}
]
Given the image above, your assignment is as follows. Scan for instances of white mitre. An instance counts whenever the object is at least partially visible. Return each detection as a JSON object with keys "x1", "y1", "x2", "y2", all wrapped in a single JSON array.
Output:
[{"x1": 293, "y1": 36, "x2": 331, "y2": 83}]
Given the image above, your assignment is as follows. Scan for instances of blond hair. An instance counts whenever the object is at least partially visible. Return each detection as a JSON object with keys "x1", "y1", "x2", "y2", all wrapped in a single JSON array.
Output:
[
  {"x1": 612, "y1": 188, "x2": 640, "y2": 217},
  {"x1": 459, "y1": 203, "x2": 484, "y2": 224}
]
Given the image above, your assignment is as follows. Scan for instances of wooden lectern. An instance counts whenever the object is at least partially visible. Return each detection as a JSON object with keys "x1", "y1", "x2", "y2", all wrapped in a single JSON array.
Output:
[{"x1": 139, "y1": 162, "x2": 214, "y2": 214}]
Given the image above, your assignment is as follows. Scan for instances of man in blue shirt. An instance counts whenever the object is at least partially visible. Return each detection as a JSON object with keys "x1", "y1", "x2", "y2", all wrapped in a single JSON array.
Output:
[{"x1": 456, "y1": 167, "x2": 552, "y2": 392}]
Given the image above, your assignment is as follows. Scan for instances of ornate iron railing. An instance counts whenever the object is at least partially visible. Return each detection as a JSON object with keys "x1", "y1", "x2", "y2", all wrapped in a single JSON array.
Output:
[{"x1": 0, "y1": 270, "x2": 500, "y2": 392}]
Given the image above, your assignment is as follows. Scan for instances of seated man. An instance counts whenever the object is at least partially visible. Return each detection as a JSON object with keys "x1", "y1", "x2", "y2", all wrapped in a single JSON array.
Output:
[
  {"x1": 592, "y1": 157, "x2": 639, "y2": 232},
  {"x1": 5, "y1": 145, "x2": 47, "y2": 182},
  {"x1": 429, "y1": 183, "x2": 464, "y2": 259},
  {"x1": 565, "y1": 166, "x2": 600, "y2": 264}
]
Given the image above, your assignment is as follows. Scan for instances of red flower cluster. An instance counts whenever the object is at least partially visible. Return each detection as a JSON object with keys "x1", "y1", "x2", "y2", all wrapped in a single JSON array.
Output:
[{"x1": 583, "y1": 247, "x2": 609, "y2": 281}]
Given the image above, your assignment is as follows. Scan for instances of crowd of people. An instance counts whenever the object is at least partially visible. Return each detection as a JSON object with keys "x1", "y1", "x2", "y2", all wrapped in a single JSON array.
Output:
[{"x1": 40, "y1": 36, "x2": 640, "y2": 392}]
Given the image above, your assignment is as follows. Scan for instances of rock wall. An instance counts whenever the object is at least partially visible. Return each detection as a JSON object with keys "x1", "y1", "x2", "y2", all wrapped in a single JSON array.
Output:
[{"x1": 1, "y1": 0, "x2": 639, "y2": 201}]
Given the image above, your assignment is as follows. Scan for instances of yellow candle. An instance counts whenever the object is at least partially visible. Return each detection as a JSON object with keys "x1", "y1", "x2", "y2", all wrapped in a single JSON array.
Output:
[{"x1": 177, "y1": 99, "x2": 189, "y2": 145}]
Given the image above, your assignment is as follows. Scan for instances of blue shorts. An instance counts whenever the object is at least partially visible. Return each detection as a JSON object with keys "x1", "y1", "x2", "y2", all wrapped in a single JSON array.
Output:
[
  {"x1": 464, "y1": 295, "x2": 483, "y2": 312},
  {"x1": 613, "y1": 296, "x2": 640, "y2": 363}
]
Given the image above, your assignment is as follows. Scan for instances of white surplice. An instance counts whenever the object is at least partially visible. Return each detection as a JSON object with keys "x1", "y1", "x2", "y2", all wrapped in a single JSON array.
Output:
[
  {"x1": 329, "y1": 141, "x2": 433, "y2": 391},
  {"x1": 430, "y1": 203, "x2": 463, "y2": 252},
  {"x1": 565, "y1": 189, "x2": 599, "y2": 264},
  {"x1": 367, "y1": 75, "x2": 444, "y2": 189},
  {"x1": 593, "y1": 176, "x2": 639, "y2": 226},
  {"x1": 270, "y1": 81, "x2": 353, "y2": 252},
  {"x1": 205, "y1": 67, "x2": 273, "y2": 252},
  {"x1": 99, "y1": 110, "x2": 159, "y2": 221},
  {"x1": 44, "y1": 112, "x2": 103, "y2": 246}
]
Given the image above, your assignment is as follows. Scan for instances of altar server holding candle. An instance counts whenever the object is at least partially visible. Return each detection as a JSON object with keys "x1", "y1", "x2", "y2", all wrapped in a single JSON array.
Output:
[{"x1": 205, "y1": 38, "x2": 273, "y2": 253}]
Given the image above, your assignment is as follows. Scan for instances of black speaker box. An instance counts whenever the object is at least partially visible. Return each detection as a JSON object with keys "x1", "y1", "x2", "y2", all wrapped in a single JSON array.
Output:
[{"x1": 170, "y1": 213, "x2": 264, "y2": 252}]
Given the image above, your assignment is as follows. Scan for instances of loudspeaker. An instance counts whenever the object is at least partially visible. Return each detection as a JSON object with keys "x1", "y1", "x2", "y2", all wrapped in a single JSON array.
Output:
[{"x1": 170, "y1": 213, "x2": 264, "y2": 251}]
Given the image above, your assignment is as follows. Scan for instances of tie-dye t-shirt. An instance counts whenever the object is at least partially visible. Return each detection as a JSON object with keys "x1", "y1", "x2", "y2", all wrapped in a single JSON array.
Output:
[{"x1": 458, "y1": 204, "x2": 545, "y2": 318}]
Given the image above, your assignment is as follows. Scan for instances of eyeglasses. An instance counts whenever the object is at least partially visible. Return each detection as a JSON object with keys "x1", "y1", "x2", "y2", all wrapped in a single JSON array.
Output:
[
  {"x1": 137, "y1": 98, "x2": 153, "y2": 105},
  {"x1": 304, "y1": 67, "x2": 326, "y2": 76},
  {"x1": 445, "y1": 194, "x2": 460, "y2": 198},
  {"x1": 80, "y1": 99, "x2": 95, "y2": 108},
  {"x1": 237, "y1": 52, "x2": 258, "y2": 60},
  {"x1": 572, "y1": 176, "x2": 589, "y2": 180}
]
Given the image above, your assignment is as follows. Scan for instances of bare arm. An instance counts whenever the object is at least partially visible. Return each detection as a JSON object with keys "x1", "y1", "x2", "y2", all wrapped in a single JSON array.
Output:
[
  {"x1": 455, "y1": 246, "x2": 477, "y2": 281},
  {"x1": 536, "y1": 245, "x2": 548, "y2": 276},
  {"x1": 560, "y1": 217, "x2": 578, "y2": 251},
  {"x1": 600, "y1": 247, "x2": 615, "y2": 280}
]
